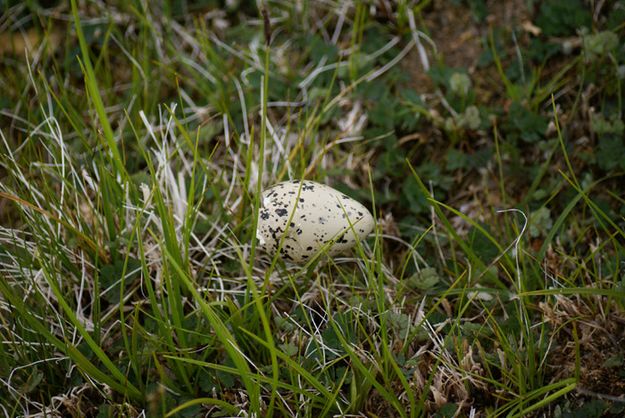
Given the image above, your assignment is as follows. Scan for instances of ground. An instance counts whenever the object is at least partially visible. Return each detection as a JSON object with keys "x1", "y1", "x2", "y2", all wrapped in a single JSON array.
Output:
[{"x1": 1, "y1": 0, "x2": 624, "y2": 417}]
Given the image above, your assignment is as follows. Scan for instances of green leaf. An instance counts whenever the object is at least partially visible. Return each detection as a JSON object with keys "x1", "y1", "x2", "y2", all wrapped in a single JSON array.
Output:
[
  {"x1": 396, "y1": 89, "x2": 424, "y2": 132},
  {"x1": 467, "y1": 0, "x2": 488, "y2": 22},
  {"x1": 561, "y1": 399, "x2": 607, "y2": 418},
  {"x1": 468, "y1": 224, "x2": 499, "y2": 261},
  {"x1": 383, "y1": 311, "x2": 412, "y2": 339},
  {"x1": 536, "y1": 0, "x2": 592, "y2": 37},
  {"x1": 529, "y1": 207, "x2": 553, "y2": 238},
  {"x1": 435, "y1": 402, "x2": 458, "y2": 418},
  {"x1": 368, "y1": 93, "x2": 398, "y2": 130},
  {"x1": 279, "y1": 343, "x2": 299, "y2": 357},
  {"x1": 456, "y1": 105, "x2": 481, "y2": 130},
  {"x1": 308, "y1": 33, "x2": 339, "y2": 63},
  {"x1": 100, "y1": 258, "x2": 141, "y2": 304},
  {"x1": 449, "y1": 72, "x2": 472, "y2": 96},
  {"x1": 603, "y1": 353, "x2": 624, "y2": 368},
  {"x1": 446, "y1": 148, "x2": 469, "y2": 170},
  {"x1": 507, "y1": 101, "x2": 548, "y2": 143},
  {"x1": 591, "y1": 113, "x2": 624, "y2": 135},
  {"x1": 406, "y1": 267, "x2": 441, "y2": 290},
  {"x1": 596, "y1": 136, "x2": 625, "y2": 171},
  {"x1": 401, "y1": 176, "x2": 430, "y2": 215},
  {"x1": 583, "y1": 31, "x2": 619, "y2": 61}
]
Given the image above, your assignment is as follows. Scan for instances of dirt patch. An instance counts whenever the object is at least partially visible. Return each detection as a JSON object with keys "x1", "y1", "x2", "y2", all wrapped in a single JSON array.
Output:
[
  {"x1": 429, "y1": 0, "x2": 530, "y2": 69},
  {"x1": 403, "y1": 0, "x2": 531, "y2": 97},
  {"x1": 541, "y1": 297, "x2": 625, "y2": 398}
]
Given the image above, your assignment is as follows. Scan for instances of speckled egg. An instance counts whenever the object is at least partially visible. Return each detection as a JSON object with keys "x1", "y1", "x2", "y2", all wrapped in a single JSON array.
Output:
[{"x1": 256, "y1": 180, "x2": 375, "y2": 263}]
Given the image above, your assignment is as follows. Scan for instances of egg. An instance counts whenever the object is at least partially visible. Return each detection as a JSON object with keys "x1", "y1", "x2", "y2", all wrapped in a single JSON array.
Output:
[{"x1": 256, "y1": 180, "x2": 375, "y2": 263}]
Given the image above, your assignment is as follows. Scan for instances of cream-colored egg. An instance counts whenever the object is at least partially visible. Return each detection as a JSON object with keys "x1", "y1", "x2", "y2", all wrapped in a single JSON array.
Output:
[{"x1": 256, "y1": 180, "x2": 375, "y2": 263}]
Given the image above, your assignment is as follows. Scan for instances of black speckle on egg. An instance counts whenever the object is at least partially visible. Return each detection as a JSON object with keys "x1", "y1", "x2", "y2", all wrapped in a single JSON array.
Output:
[{"x1": 258, "y1": 180, "x2": 374, "y2": 263}]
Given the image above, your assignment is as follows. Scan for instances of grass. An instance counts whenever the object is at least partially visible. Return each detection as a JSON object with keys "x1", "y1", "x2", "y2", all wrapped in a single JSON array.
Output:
[{"x1": 1, "y1": 0, "x2": 625, "y2": 417}]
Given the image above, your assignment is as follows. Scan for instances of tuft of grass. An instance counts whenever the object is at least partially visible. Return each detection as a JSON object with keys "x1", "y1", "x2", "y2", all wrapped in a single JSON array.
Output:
[{"x1": 1, "y1": 1, "x2": 624, "y2": 417}]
